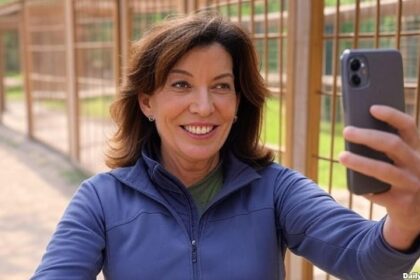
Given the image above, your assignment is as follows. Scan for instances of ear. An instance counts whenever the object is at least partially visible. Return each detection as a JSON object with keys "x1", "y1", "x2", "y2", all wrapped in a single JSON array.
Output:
[{"x1": 138, "y1": 94, "x2": 153, "y2": 117}]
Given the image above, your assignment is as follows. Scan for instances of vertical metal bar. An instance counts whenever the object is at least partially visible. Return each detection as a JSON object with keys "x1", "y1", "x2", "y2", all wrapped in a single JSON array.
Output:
[
  {"x1": 238, "y1": 0, "x2": 242, "y2": 23},
  {"x1": 395, "y1": 0, "x2": 402, "y2": 49},
  {"x1": 353, "y1": 0, "x2": 360, "y2": 48},
  {"x1": 327, "y1": 0, "x2": 340, "y2": 197},
  {"x1": 250, "y1": 0, "x2": 255, "y2": 35},
  {"x1": 21, "y1": 0, "x2": 34, "y2": 138},
  {"x1": 369, "y1": 0, "x2": 382, "y2": 221},
  {"x1": 65, "y1": 0, "x2": 80, "y2": 162},
  {"x1": 374, "y1": 0, "x2": 380, "y2": 48},
  {"x1": 285, "y1": 0, "x2": 295, "y2": 169},
  {"x1": 263, "y1": 0, "x2": 268, "y2": 80},
  {"x1": 347, "y1": 0, "x2": 361, "y2": 211},
  {"x1": 278, "y1": 0, "x2": 285, "y2": 162}
]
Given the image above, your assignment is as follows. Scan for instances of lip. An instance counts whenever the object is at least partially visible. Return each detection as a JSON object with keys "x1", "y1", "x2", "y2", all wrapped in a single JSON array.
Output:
[{"x1": 180, "y1": 123, "x2": 219, "y2": 139}]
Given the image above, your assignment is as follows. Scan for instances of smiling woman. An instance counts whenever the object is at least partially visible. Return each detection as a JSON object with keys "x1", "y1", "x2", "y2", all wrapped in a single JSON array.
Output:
[
  {"x1": 138, "y1": 43, "x2": 238, "y2": 186},
  {"x1": 31, "y1": 11, "x2": 420, "y2": 280},
  {"x1": 106, "y1": 12, "x2": 273, "y2": 172}
]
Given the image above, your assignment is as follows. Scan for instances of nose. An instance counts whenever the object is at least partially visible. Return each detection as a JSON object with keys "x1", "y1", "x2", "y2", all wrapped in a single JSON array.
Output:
[{"x1": 189, "y1": 87, "x2": 215, "y2": 116}]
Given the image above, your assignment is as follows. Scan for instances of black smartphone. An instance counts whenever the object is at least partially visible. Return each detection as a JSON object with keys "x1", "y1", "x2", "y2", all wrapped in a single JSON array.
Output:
[{"x1": 340, "y1": 49, "x2": 406, "y2": 195}]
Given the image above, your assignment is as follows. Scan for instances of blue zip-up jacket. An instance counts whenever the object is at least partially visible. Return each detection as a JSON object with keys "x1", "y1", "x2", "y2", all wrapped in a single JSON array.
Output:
[{"x1": 32, "y1": 149, "x2": 419, "y2": 279}]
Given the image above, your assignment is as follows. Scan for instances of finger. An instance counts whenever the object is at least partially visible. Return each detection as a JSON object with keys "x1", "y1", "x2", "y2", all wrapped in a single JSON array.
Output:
[
  {"x1": 362, "y1": 191, "x2": 397, "y2": 208},
  {"x1": 343, "y1": 126, "x2": 418, "y2": 167},
  {"x1": 370, "y1": 105, "x2": 419, "y2": 149},
  {"x1": 339, "y1": 151, "x2": 419, "y2": 191}
]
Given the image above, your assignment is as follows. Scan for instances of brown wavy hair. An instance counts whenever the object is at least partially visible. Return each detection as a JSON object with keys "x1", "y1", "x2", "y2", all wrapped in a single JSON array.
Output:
[{"x1": 106, "y1": 12, "x2": 274, "y2": 169}]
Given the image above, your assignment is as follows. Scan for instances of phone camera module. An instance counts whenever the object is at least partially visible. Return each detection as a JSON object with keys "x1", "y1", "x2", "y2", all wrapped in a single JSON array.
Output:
[
  {"x1": 351, "y1": 74, "x2": 362, "y2": 86},
  {"x1": 350, "y1": 58, "x2": 361, "y2": 72}
]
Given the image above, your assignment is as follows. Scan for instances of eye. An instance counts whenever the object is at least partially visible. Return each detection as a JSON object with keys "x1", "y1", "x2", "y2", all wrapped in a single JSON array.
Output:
[
  {"x1": 171, "y1": 81, "x2": 191, "y2": 89},
  {"x1": 214, "y1": 83, "x2": 232, "y2": 90}
]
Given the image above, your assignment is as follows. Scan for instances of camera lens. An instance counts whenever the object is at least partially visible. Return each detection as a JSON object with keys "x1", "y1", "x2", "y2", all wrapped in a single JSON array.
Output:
[
  {"x1": 350, "y1": 58, "x2": 361, "y2": 71},
  {"x1": 351, "y1": 74, "x2": 361, "y2": 86}
]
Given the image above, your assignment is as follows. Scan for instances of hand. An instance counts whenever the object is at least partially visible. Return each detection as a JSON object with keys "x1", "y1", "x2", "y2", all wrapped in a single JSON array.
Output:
[{"x1": 338, "y1": 105, "x2": 420, "y2": 251}]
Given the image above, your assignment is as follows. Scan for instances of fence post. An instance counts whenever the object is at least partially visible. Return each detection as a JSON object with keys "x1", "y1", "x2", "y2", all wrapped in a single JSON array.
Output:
[
  {"x1": 20, "y1": 0, "x2": 33, "y2": 137},
  {"x1": 0, "y1": 30, "x2": 4, "y2": 121},
  {"x1": 64, "y1": 0, "x2": 79, "y2": 162},
  {"x1": 182, "y1": 0, "x2": 197, "y2": 13},
  {"x1": 118, "y1": 0, "x2": 130, "y2": 83},
  {"x1": 285, "y1": 0, "x2": 324, "y2": 279}
]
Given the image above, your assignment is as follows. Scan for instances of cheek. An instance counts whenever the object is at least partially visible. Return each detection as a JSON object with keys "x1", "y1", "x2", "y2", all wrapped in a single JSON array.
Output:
[{"x1": 218, "y1": 96, "x2": 238, "y2": 118}]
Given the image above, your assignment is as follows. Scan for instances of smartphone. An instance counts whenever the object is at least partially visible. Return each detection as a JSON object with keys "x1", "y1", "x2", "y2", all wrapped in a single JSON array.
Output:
[{"x1": 340, "y1": 49, "x2": 406, "y2": 195}]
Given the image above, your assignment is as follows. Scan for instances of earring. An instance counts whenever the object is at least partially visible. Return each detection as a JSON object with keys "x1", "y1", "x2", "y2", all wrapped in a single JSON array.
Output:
[
  {"x1": 147, "y1": 116, "x2": 155, "y2": 122},
  {"x1": 233, "y1": 116, "x2": 238, "y2": 123}
]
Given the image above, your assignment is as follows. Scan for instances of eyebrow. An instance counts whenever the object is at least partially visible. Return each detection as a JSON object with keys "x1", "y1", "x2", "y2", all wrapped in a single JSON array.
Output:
[{"x1": 169, "y1": 69, "x2": 234, "y2": 81}]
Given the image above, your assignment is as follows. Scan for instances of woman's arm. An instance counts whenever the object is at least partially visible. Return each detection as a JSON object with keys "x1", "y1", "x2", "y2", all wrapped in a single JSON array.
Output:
[
  {"x1": 31, "y1": 180, "x2": 105, "y2": 279},
  {"x1": 274, "y1": 168, "x2": 419, "y2": 280}
]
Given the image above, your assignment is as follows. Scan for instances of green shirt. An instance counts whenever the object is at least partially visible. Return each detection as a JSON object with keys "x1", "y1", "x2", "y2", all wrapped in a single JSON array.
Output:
[{"x1": 188, "y1": 164, "x2": 223, "y2": 216}]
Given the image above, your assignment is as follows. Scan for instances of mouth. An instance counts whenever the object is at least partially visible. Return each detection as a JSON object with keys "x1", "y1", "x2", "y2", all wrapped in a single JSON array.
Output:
[{"x1": 181, "y1": 125, "x2": 217, "y2": 136}]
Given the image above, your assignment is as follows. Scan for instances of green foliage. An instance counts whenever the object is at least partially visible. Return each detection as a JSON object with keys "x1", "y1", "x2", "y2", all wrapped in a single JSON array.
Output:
[
  {"x1": 325, "y1": 0, "x2": 356, "y2": 6},
  {"x1": 39, "y1": 95, "x2": 113, "y2": 119},
  {"x1": 2, "y1": 31, "x2": 20, "y2": 74},
  {"x1": 0, "y1": 0, "x2": 15, "y2": 4},
  {"x1": 262, "y1": 97, "x2": 347, "y2": 190},
  {"x1": 5, "y1": 85, "x2": 23, "y2": 101}
]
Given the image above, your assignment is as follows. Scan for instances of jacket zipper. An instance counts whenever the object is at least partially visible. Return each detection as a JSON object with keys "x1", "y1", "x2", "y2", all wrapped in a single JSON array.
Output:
[{"x1": 191, "y1": 239, "x2": 197, "y2": 263}]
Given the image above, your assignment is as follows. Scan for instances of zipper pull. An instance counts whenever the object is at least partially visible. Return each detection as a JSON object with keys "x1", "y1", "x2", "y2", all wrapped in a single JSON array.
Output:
[{"x1": 191, "y1": 240, "x2": 197, "y2": 263}]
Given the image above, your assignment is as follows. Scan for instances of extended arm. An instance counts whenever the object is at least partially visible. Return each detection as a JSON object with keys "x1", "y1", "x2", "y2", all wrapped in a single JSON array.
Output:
[
  {"x1": 31, "y1": 181, "x2": 105, "y2": 279},
  {"x1": 275, "y1": 169, "x2": 419, "y2": 280}
]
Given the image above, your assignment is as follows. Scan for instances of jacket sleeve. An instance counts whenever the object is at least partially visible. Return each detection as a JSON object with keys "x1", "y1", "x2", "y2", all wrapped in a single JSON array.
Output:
[
  {"x1": 274, "y1": 168, "x2": 420, "y2": 280},
  {"x1": 31, "y1": 180, "x2": 105, "y2": 279}
]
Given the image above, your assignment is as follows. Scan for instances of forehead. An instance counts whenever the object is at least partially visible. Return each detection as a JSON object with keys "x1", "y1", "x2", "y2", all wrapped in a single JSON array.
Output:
[{"x1": 170, "y1": 42, "x2": 233, "y2": 74}]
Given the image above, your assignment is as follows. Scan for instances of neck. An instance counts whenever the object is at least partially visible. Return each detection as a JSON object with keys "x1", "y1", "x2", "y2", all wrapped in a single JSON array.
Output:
[{"x1": 161, "y1": 151, "x2": 219, "y2": 187}]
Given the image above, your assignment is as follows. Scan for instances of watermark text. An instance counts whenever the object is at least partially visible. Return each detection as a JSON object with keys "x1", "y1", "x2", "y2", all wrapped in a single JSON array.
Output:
[{"x1": 404, "y1": 272, "x2": 420, "y2": 279}]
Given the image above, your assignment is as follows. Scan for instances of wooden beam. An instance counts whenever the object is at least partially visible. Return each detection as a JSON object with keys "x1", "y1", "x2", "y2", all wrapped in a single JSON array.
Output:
[
  {"x1": 65, "y1": 0, "x2": 79, "y2": 162},
  {"x1": 0, "y1": 30, "x2": 4, "y2": 121},
  {"x1": 20, "y1": 0, "x2": 33, "y2": 137},
  {"x1": 113, "y1": 0, "x2": 121, "y2": 97},
  {"x1": 285, "y1": 0, "x2": 324, "y2": 279},
  {"x1": 118, "y1": 0, "x2": 129, "y2": 84},
  {"x1": 0, "y1": 1, "x2": 21, "y2": 17}
]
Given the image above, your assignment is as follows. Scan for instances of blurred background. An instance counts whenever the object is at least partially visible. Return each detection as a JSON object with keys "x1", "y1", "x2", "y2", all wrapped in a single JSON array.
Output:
[{"x1": 0, "y1": 0, "x2": 419, "y2": 279}]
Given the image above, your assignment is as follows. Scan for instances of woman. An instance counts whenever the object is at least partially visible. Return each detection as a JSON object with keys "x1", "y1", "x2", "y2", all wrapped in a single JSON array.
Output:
[{"x1": 32, "y1": 13, "x2": 419, "y2": 279}]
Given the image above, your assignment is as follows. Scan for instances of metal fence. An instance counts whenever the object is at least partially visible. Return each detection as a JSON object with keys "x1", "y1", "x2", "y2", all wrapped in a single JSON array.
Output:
[{"x1": 0, "y1": 0, "x2": 419, "y2": 279}]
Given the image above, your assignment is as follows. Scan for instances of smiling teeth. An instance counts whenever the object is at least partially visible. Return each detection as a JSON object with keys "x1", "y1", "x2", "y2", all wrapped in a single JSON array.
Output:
[{"x1": 184, "y1": 125, "x2": 214, "y2": 135}]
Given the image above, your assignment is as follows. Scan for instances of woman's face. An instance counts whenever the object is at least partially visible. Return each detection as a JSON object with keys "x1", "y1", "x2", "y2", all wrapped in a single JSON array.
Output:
[{"x1": 139, "y1": 43, "x2": 238, "y2": 165}]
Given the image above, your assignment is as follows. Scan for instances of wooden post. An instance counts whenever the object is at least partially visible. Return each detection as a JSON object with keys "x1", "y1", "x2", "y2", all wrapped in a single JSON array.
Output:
[
  {"x1": 285, "y1": 0, "x2": 324, "y2": 279},
  {"x1": 118, "y1": 0, "x2": 129, "y2": 85},
  {"x1": 182, "y1": 0, "x2": 195, "y2": 13},
  {"x1": 64, "y1": 0, "x2": 79, "y2": 162},
  {"x1": 114, "y1": 0, "x2": 122, "y2": 96},
  {"x1": 0, "y1": 30, "x2": 4, "y2": 121},
  {"x1": 20, "y1": 0, "x2": 34, "y2": 137}
]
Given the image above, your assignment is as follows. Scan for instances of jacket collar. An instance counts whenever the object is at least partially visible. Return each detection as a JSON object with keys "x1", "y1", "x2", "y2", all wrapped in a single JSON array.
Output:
[{"x1": 110, "y1": 145, "x2": 262, "y2": 200}]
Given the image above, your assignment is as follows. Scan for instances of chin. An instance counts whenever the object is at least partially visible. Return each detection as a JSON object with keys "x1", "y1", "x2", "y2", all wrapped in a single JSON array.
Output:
[{"x1": 181, "y1": 146, "x2": 220, "y2": 162}]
